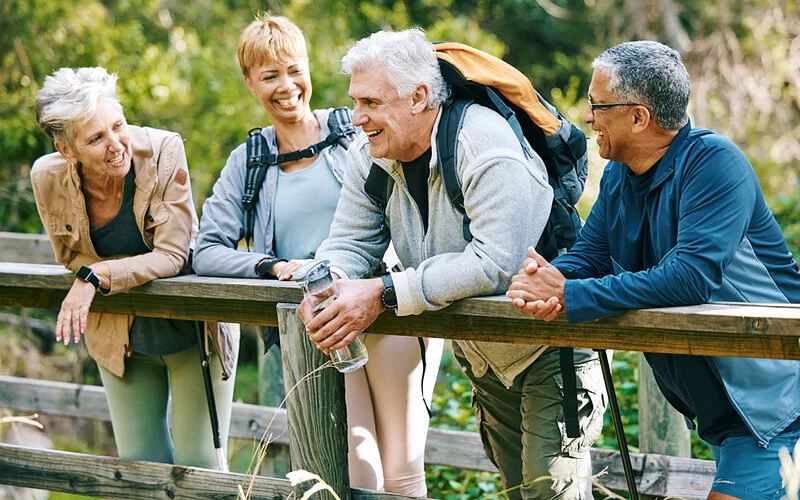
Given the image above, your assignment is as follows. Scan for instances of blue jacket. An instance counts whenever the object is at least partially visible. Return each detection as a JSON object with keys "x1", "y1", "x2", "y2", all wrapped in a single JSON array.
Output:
[{"x1": 554, "y1": 122, "x2": 800, "y2": 446}]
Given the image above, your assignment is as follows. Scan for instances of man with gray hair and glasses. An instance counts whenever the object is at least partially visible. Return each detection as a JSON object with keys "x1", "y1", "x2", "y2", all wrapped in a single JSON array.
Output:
[
  {"x1": 509, "y1": 40, "x2": 800, "y2": 499},
  {"x1": 301, "y1": 28, "x2": 606, "y2": 499}
]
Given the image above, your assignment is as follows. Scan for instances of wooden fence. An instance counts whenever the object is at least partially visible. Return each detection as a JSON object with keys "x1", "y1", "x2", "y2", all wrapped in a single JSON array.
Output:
[{"x1": 1, "y1": 235, "x2": 799, "y2": 498}]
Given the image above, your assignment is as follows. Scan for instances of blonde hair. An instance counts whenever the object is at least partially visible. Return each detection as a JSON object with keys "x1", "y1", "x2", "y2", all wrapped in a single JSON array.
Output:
[
  {"x1": 34, "y1": 67, "x2": 123, "y2": 146},
  {"x1": 237, "y1": 14, "x2": 308, "y2": 77}
]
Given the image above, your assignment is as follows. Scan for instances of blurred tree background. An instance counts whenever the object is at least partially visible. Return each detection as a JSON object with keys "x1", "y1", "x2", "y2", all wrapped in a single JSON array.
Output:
[{"x1": 1, "y1": 0, "x2": 799, "y2": 498}]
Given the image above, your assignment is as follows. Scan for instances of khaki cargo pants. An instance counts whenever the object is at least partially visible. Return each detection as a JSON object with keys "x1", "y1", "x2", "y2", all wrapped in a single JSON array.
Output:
[{"x1": 454, "y1": 345, "x2": 607, "y2": 500}]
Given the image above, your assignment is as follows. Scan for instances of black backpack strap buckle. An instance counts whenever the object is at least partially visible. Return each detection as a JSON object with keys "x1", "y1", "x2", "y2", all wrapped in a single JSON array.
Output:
[{"x1": 241, "y1": 193, "x2": 255, "y2": 208}]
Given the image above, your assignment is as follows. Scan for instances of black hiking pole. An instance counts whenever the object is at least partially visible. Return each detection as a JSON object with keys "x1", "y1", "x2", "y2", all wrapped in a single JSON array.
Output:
[
  {"x1": 196, "y1": 322, "x2": 229, "y2": 472},
  {"x1": 595, "y1": 349, "x2": 639, "y2": 500}
]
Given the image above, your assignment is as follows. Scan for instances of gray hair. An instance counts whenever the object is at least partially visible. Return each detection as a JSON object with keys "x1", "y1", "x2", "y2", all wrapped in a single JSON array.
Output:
[
  {"x1": 341, "y1": 28, "x2": 447, "y2": 109},
  {"x1": 35, "y1": 67, "x2": 123, "y2": 145},
  {"x1": 592, "y1": 41, "x2": 689, "y2": 131}
]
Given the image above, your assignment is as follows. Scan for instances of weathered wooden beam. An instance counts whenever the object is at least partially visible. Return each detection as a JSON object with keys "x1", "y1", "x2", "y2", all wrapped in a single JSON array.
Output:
[
  {"x1": 0, "y1": 443, "x2": 294, "y2": 499},
  {"x1": 0, "y1": 375, "x2": 714, "y2": 498},
  {"x1": 2, "y1": 262, "x2": 799, "y2": 359},
  {"x1": 0, "y1": 375, "x2": 290, "y2": 445},
  {"x1": 278, "y1": 304, "x2": 350, "y2": 500},
  {"x1": 0, "y1": 231, "x2": 56, "y2": 264},
  {"x1": 0, "y1": 444, "x2": 415, "y2": 500},
  {"x1": 591, "y1": 449, "x2": 714, "y2": 499}
]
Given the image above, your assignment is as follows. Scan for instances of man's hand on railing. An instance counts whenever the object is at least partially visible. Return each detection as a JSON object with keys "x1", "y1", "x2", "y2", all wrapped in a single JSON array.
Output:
[
  {"x1": 56, "y1": 279, "x2": 97, "y2": 345},
  {"x1": 507, "y1": 246, "x2": 565, "y2": 322}
]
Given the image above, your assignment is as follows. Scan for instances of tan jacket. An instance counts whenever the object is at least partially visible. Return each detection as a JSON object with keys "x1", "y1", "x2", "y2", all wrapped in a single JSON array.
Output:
[{"x1": 30, "y1": 125, "x2": 239, "y2": 379}]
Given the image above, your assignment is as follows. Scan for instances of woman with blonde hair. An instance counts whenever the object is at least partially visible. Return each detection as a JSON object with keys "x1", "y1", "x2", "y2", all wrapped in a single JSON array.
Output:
[
  {"x1": 193, "y1": 15, "x2": 441, "y2": 496},
  {"x1": 31, "y1": 66, "x2": 239, "y2": 469}
]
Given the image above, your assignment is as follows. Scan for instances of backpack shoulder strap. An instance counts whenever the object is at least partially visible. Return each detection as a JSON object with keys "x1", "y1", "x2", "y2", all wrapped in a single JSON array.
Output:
[
  {"x1": 275, "y1": 107, "x2": 357, "y2": 164},
  {"x1": 364, "y1": 163, "x2": 394, "y2": 235},
  {"x1": 436, "y1": 96, "x2": 474, "y2": 241},
  {"x1": 242, "y1": 127, "x2": 276, "y2": 250}
]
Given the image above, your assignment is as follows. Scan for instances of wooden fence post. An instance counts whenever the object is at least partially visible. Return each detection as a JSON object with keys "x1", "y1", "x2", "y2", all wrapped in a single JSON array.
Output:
[
  {"x1": 278, "y1": 303, "x2": 350, "y2": 500},
  {"x1": 638, "y1": 353, "x2": 691, "y2": 457}
]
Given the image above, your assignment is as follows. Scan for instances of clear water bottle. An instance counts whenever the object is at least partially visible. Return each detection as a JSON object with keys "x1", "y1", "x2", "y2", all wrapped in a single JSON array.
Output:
[{"x1": 299, "y1": 260, "x2": 368, "y2": 373}]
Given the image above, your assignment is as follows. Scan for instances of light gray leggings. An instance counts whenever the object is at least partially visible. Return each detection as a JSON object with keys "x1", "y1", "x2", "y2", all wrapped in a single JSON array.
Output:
[
  {"x1": 345, "y1": 334, "x2": 443, "y2": 496},
  {"x1": 97, "y1": 344, "x2": 236, "y2": 469}
]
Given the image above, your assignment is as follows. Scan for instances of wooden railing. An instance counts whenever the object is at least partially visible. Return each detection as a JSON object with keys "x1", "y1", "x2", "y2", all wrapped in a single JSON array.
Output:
[
  {"x1": 0, "y1": 375, "x2": 717, "y2": 498},
  {"x1": 1, "y1": 248, "x2": 799, "y2": 499}
]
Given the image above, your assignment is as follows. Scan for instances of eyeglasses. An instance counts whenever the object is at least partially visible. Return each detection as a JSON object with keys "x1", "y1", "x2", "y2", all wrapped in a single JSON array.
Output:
[{"x1": 588, "y1": 100, "x2": 645, "y2": 118}]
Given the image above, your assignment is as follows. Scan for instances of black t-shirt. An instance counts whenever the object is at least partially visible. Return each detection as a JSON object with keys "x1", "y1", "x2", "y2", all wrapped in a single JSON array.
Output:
[
  {"x1": 401, "y1": 148, "x2": 432, "y2": 233},
  {"x1": 89, "y1": 166, "x2": 198, "y2": 356}
]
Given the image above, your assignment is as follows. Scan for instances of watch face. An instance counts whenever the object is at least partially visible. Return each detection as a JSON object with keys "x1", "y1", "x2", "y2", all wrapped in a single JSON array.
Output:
[
  {"x1": 76, "y1": 266, "x2": 100, "y2": 288},
  {"x1": 76, "y1": 266, "x2": 93, "y2": 280},
  {"x1": 381, "y1": 274, "x2": 397, "y2": 309}
]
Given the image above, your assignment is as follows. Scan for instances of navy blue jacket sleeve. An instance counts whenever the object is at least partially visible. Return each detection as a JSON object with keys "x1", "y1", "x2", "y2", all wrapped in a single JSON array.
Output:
[
  {"x1": 552, "y1": 164, "x2": 614, "y2": 280},
  {"x1": 557, "y1": 137, "x2": 758, "y2": 324}
]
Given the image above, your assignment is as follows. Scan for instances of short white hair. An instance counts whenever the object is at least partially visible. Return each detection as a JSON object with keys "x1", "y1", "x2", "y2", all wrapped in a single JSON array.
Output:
[
  {"x1": 341, "y1": 28, "x2": 447, "y2": 109},
  {"x1": 35, "y1": 67, "x2": 123, "y2": 145}
]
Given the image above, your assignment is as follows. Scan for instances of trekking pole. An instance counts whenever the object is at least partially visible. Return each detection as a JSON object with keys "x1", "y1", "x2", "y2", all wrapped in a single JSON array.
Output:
[
  {"x1": 595, "y1": 349, "x2": 639, "y2": 500},
  {"x1": 196, "y1": 322, "x2": 229, "y2": 472}
]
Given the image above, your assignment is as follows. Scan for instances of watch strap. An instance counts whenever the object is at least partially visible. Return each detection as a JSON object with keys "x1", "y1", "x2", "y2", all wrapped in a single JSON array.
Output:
[
  {"x1": 255, "y1": 258, "x2": 286, "y2": 279},
  {"x1": 380, "y1": 274, "x2": 398, "y2": 310}
]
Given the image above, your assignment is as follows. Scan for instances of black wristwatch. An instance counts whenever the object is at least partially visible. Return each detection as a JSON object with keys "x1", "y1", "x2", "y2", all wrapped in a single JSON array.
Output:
[
  {"x1": 380, "y1": 274, "x2": 398, "y2": 311},
  {"x1": 76, "y1": 265, "x2": 101, "y2": 290},
  {"x1": 255, "y1": 258, "x2": 288, "y2": 279}
]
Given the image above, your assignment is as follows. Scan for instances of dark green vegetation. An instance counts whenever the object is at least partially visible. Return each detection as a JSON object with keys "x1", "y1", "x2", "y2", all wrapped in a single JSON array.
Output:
[{"x1": 2, "y1": 0, "x2": 799, "y2": 255}]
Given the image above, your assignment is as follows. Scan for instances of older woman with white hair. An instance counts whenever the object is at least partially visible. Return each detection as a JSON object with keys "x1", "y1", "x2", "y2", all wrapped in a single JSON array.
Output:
[{"x1": 30, "y1": 67, "x2": 239, "y2": 469}]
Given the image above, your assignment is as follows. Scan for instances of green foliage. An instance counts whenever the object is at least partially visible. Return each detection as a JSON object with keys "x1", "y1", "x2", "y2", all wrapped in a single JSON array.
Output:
[
  {"x1": 595, "y1": 351, "x2": 640, "y2": 452},
  {"x1": 233, "y1": 359, "x2": 261, "y2": 405},
  {"x1": 771, "y1": 188, "x2": 800, "y2": 261}
]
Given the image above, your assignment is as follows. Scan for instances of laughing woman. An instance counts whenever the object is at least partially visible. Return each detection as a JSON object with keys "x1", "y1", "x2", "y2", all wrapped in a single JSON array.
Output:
[{"x1": 30, "y1": 67, "x2": 239, "y2": 469}]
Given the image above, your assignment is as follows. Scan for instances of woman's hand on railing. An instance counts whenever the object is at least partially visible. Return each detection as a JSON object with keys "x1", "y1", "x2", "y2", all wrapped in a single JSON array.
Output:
[
  {"x1": 273, "y1": 259, "x2": 309, "y2": 281},
  {"x1": 55, "y1": 279, "x2": 97, "y2": 345}
]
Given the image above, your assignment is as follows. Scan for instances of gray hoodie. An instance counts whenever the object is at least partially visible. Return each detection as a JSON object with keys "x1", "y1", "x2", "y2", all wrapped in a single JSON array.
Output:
[{"x1": 316, "y1": 104, "x2": 555, "y2": 387}]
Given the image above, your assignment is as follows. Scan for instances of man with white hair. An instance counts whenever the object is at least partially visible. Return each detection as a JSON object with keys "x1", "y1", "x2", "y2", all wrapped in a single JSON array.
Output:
[
  {"x1": 301, "y1": 28, "x2": 606, "y2": 499},
  {"x1": 509, "y1": 40, "x2": 800, "y2": 500}
]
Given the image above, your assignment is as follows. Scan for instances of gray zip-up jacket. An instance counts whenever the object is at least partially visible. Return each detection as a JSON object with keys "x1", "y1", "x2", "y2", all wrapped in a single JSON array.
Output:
[
  {"x1": 194, "y1": 109, "x2": 347, "y2": 277},
  {"x1": 316, "y1": 104, "x2": 555, "y2": 386}
]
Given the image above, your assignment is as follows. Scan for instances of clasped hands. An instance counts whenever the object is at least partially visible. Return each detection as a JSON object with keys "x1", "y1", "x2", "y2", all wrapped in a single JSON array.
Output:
[
  {"x1": 506, "y1": 247, "x2": 567, "y2": 322},
  {"x1": 299, "y1": 278, "x2": 384, "y2": 355}
]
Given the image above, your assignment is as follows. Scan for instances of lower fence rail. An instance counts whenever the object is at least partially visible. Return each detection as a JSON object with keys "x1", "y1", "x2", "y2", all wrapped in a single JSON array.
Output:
[{"x1": 0, "y1": 375, "x2": 715, "y2": 498}]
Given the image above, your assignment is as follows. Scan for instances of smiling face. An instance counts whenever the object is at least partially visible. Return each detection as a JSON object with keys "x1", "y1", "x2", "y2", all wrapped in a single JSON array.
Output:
[
  {"x1": 348, "y1": 63, "x2": 432, "y2": 162},
  {"x1": 56, "y1": 97, "x2": 132, "y2": 181},
  {"x1": 245, "y1": 56, "x2": 312, "y2": 126},
  {"x1": 582, "y1": 70, "x2": 635, "y2": 163}
]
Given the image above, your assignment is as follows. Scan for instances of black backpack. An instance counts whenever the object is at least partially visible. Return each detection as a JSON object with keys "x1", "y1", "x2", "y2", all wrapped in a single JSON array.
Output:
[
  {"x1": 241, "y1": 107, "x2": 357, "y2": 249},
  {"x1": 363, "y1": 43, "x2": 588, "y2": 438}
]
